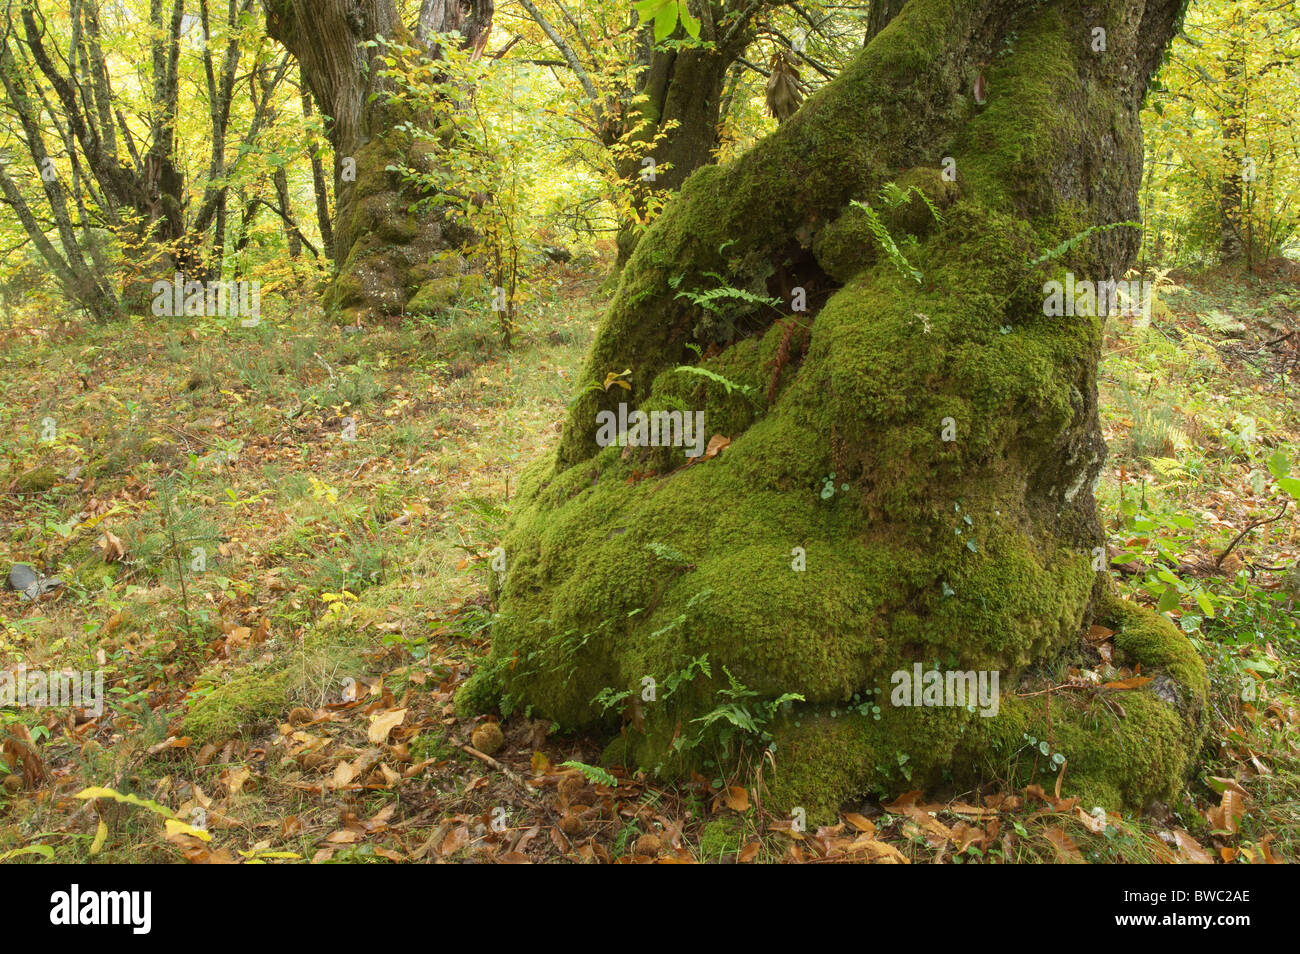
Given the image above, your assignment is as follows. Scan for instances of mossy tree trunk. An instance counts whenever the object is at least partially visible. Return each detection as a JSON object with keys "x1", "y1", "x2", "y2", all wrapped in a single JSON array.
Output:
[
  {"x1": 466, "y1": 0, "x2": 1206, "y2": 820},
  {"x1": 263, "y1": 0, "x2": 493, "y2": 322}
]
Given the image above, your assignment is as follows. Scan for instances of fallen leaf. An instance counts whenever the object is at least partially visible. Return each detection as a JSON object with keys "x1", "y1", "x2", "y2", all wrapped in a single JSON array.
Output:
[
  {"x1": 1043, "y1": 826, "x2": 1085, "y2": 862},
  {"x1": 367, "y1": 707, "x2": 407, "y2": 745},
  {"x1": 1172, "y1": 829, "x2": 1213, "y2": 864}
]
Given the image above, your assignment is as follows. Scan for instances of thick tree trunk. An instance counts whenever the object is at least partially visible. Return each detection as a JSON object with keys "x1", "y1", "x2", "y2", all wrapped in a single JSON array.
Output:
[
  {"x1": 263, "y1": 0, "x2": 493, "y2": 321},
  {"x1": 464, "y1": 0, "x2": 1207, "y2": 820}
]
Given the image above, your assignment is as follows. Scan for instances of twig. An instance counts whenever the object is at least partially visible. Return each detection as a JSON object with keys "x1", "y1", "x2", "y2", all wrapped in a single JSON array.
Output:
[
  {"x1": 1216, "y1": 499, "x2": 1289, "y2": 567},
  {"x1": 314, "y1": 352, "x2": 338, "y2": 386},
  {"x1": 161, "y1": 422, "x2": 216, "y2": 449},
  {"x1": 453, "y1": 741, "x2": 528, "y2": 789}
]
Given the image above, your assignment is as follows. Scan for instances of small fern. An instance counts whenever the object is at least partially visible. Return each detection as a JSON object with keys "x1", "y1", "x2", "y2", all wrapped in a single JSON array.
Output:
[
  {"x1": 560, "y1": 760, "x2": 618, "y2": 788},
  {"x1": 878, "y1": 182, "x2": 945, "y2": 225},
  {"x1": 1029, "y1": 221, "x2": 1142, "y2": 268},
  {"x1": 674, "y1": 284, "x2": 780, "y2": 316},
  {"x1": 850, "y1": 200, "x2": 923, "y2": 284},
  {"x1": 671, "y1": 364, "x2": 754, "y2": 397}
]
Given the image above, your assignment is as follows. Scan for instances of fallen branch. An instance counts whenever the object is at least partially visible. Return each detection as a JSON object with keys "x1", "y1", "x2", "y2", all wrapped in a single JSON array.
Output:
[{"x1": 1216, "y1": 499, "x2": 1289, "y2": 568}]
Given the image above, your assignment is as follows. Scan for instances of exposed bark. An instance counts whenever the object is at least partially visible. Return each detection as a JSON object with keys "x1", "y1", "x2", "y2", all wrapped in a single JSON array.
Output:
[
  {"x1": 263, "y1": 0, "x2": 494, "y2": 320},
  {"x1": 1217, "y1": 7, "x2": 1246, "y2": 266},
  {"x1": 866, "y1": 0, "x2": 908, "y2": 43}
]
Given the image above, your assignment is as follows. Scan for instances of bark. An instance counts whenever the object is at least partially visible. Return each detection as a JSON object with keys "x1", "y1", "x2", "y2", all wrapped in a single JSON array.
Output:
[
  {"x1": 614, "y1": 23, "x2": 735, "y2": 265},
  {"x1": 1217, "y1": 7, "x2": 1246, "y2": 266},
  {"x1": 466, "y1": 0, "x2": 1207, "y2": 819},
  {"x1": 301, "y1": 82, "x2": 336, "y2": 262},
  {"x1": 518, "y1": 1, "x2": 772, "y2": 268},
  {"x1": 866, "y1": 0, "x2": 908, "y2": 42},
  {"x1": 263, "y1": 0, "x2": 494, "y2": 321}
]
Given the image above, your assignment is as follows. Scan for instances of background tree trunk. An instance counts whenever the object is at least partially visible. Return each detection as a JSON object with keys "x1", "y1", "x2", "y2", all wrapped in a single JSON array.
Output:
[
  {"x1": 263, "y1": 0, "x2": 494, "y2": 321},
  {"x1": 866, "y1": 0, "x2": 908, "y2": 42},
  {"x1": 462, "y1": 0, "x2": 1207, "y2": 820},
  {"x1": 614, "y1": 25, "x2": 734, "y2": 266}
]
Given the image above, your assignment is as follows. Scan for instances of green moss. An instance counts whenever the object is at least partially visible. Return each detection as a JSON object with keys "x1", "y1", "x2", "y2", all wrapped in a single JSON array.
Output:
[
  {"x1": 472, "y1": 0, "x2": 1204, "y2": 820},
  {"x1": 181, "y1": 667, "x2": 294, "y2": 742},
  {"x1": 14, "y1": 466, "x2": 57, "y2": 493},
  {"x1": 697, "y1": 816, "x2": 744, "y2": 860},
  {"x1": 812, "y1": 203, "x2": 879, "y2": 283}
]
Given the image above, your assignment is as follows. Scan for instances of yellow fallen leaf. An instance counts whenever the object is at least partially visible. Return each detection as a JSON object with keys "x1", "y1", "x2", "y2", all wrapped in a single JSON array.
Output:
[
  {"x1": 90, "y1": 819, "x2": 108, "y2": 856},
  {"x1": 164, "y1": 818, "x2": 212, "y2": 842},
  {"x1": 367, "y1": 707, "x2": 407, "y2": 745}
]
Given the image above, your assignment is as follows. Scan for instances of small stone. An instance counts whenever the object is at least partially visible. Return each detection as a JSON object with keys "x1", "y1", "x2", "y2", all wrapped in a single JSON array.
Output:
[{"x1": 7, "y1": 564, "x2": 38, "y2": 592}]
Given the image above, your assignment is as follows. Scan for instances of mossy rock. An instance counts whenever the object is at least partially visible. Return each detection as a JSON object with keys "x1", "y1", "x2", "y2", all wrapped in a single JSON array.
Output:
[{"x1": 181, "y1": 668, "x2": 295, "y2": 742}]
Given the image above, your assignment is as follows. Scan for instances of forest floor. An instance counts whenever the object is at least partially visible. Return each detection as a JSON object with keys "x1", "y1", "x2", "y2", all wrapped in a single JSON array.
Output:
[{"x1": 0, "y1": 263, "x2": 1296, "y2": 864}]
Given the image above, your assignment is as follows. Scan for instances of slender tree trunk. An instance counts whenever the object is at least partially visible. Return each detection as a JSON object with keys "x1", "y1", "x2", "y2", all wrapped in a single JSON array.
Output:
[
  {"x1": 465, "y1": 0, "x2": 1207, "y2": 821},
  {"x1": 1218, "y1": 8, "x2": 1246, "y2": 266},
  {"x1": 301, "y1": 82, "x2": 335, "y2": 262},
  {"x1": 262, "y1": 0, "x2": 493, "y2": 322}
]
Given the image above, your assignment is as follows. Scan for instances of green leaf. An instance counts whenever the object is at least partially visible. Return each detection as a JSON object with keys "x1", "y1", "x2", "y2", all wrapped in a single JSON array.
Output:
[
  {"x1": 1158, "y1": 585, "x2": 1181, "y2": 613},
  {"x1": 678, "y1": 4, "x2": 701, "y2": 38},
  {"x1": 1266, "y1": 449, "x2": 1290, "y2": 479},
  {"x1": 1276, "y1": 476, "x2": 1300, "y2": 500},
  {"x1": 0, "y1": 845, "x2": 54, "y2": 862},
  {"x1": 74, "y1": 785, "x2": 176, "y2": 818},
  {"x1": 653, "y1": 3, "x2": 678, "y2": 42},
  {"x1": 1194, "y1": 590, "x2": 1215, "y2": 618}
]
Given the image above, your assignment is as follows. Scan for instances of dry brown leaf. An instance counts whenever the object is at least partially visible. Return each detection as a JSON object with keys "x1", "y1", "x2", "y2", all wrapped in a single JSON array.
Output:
[
  {"x1": 844, "y1": 812, "x2": 876, "y2": 835},
  {"x1": 1207, "y1": 789, "x2": 1245, "y2": 835},
  {"x1": 98, "y1": 531, "x2": 125, "y2": 562},
  {"x1": 1173, "y1": 829, "x2": 1213, "y2": 864},
  {"x1": 1103, "y1": 675, "x2": 1153, "y2": 690},
  {"x1": 722, "y1": 785, "x2": 749, "y2": 812},
  {"x1": 367, "y1": 707, "x2": 407, "y2": 745},
  {"x1": 702, "y1": 435, "x2": 731, "y2": 460},
  {"x1": 846, "y1": 837, "x2": 910, "y2": 863},
  {"x1": 1043, "y1": 826, "x2": 1085, "y2": 862}
]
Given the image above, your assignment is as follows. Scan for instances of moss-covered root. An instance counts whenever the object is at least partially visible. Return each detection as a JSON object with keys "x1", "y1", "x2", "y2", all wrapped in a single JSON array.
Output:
[{"x1": 759, "y1": 592, "x2": 1207, "y2": 823}]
